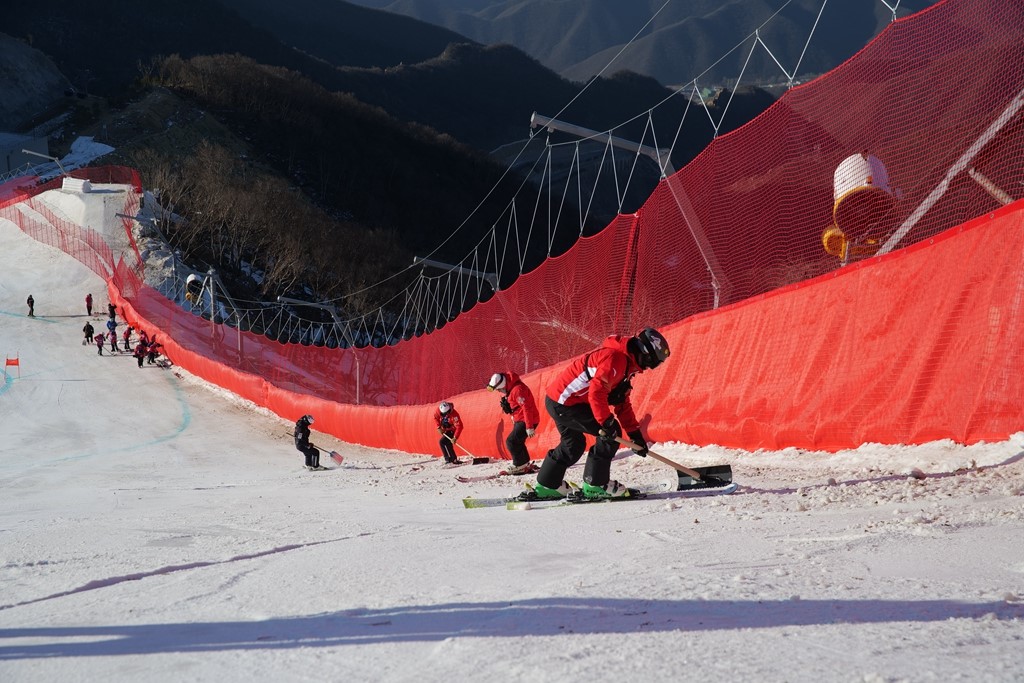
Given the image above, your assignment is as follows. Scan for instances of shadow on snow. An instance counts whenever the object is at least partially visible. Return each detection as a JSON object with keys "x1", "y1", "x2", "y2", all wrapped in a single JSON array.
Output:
[{"x1": 1, "y1": 596, "x2": 1021, "y2": 659}]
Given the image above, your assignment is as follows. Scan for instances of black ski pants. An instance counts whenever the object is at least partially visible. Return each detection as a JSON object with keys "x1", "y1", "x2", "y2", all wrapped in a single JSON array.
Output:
[
  {"x1": 299, "y1": 444, "x2": 320, "y2": 468},
  {"x1": 439, "y1": 432, "x2": 458, "y2": 463},
  {"x1": 506, "y1": 420, "x2": 530, "y2": 467},
  {"x1": 537, "y1": 396, "x2": 617, "y2": 489}
]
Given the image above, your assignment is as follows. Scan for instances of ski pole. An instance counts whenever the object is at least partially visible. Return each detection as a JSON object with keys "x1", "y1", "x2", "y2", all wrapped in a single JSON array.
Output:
[{"x1": 615, "y1": 436, "x2": 704, "y2": 481}]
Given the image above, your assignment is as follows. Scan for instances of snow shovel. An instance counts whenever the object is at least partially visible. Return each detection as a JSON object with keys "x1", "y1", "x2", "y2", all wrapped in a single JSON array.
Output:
[
  {"x1": 615, "y1": 437, "x2": 732, "y2": 490},
  {"x1": 446, "y1": 435, "x2": 490, "y2": 464}
]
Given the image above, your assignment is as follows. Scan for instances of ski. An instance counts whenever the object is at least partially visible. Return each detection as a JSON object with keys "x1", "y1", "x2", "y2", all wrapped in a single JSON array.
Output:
[
  {"x1": 456, "y1": 473, "x2": 502, "y2": 483},
  {"x1": 461, "y1": 482, "x2": 536, "y2": 508},
  {"x1": 455, "y1": 464, "x2": 538, "y2": 483},
  {"x1": 462, "y1": 482, "x2": 738, "y2": 509},
  {"x1": 509, "y1": 482, "x2": 739, "y2": 509}
]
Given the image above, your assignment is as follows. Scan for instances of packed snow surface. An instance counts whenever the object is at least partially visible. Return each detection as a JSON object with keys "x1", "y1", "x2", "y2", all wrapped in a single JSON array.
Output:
[{"x1": 1, "y1": 190, "x2": 1022, "y2": 682}]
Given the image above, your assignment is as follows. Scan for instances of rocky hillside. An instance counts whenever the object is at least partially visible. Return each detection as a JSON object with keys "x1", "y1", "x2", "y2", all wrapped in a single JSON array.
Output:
[{"x1": 0, "y1": 33, "x2": 71, "y2": 131}]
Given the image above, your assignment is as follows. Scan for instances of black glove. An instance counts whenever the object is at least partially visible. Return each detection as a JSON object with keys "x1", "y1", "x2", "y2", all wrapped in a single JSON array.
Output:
[
  {"x1": 598, "y1": 416, "x2": 620, "y2": 443},
  {"x1": 499, "y1": 396, "x2": 513, "y2": 414},
  {"x1": 626, "y1": 430, "x2": 648, "y2": 456}
]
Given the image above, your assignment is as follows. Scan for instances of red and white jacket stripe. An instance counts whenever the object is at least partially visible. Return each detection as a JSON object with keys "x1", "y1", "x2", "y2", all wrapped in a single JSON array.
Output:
[{"x1": 545, "y1": 335, "x2": 641, "y2": 431}]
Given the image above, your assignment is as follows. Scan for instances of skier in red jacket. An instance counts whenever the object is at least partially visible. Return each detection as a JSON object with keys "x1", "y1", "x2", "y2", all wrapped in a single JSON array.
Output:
[
  {"x1": 433, "y1": 401, "x2": 464, "y2": 464},
  {"x1": 487, "y1": 371, "x2": 540, "y2": 475},
  {"x1": 529, "y1": 327, "x2": 670, "y2": 500}
]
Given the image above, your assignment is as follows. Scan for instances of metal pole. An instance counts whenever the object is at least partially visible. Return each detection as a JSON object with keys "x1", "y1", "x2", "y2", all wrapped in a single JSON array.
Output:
[
  {"x1": 21, "y1": 148, "x2": 68, "y2": 177},
  {"x1": 530, "y1": 113, "x2": 672, "y2": 177},
  {"x1": 207, "y1": 268, "x2": 217, "y2": 335},
  {"x1": 412, "y1": 256, "x2": 498, "y2": 289},
  {"x1": 878, "y1": 85, "x2": 1024, "y2": 255},
  {"x1": 530, "y1": 112, "x2": 729, "y2": 307}
]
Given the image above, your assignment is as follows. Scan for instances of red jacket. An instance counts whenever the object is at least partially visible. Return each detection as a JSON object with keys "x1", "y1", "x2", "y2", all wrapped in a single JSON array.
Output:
[
  {"x1": 433, "y1": 404, "x2": 463, "y2": 439},
  {"x1": 546, "y1": 335, "x2": 642, "y2": 431},
  {"x1": 495, "y1": 371, "x2": 540, "y2": 428}
]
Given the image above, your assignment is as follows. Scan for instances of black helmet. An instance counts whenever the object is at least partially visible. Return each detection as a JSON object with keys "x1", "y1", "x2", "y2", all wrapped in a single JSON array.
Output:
[
  {"x1": 301, "y1": 414, "x2": 314, "y2": 425},
  {"x1": 632, "y1": 327, "x2": 670, "y2": 369}
]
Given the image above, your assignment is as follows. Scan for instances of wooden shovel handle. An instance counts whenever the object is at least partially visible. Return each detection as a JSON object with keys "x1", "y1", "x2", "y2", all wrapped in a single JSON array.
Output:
[{"x1": 615, "y1": 436, "x2": 703, "y2": 480}]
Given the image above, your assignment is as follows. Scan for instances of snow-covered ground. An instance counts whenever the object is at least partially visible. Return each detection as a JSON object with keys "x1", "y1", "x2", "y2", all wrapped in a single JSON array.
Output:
[{"x1": 1, "y1": 189, "x2": 1022, "y2": 682}]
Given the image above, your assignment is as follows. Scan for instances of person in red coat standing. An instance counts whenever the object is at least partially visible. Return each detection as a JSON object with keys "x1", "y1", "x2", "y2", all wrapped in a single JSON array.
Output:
[
  {"x1": 85, "y1": 293, "x2": 93, "y2": 316},
  {"x1": 530, "y1": 327, "x2": 670, "y2": 500},
  {"x1": 486, "y1": 371, "x2": 540, "y2": 475},
  {"x1": 433, "y1": 401, "x2": 464, "y2": 464}
]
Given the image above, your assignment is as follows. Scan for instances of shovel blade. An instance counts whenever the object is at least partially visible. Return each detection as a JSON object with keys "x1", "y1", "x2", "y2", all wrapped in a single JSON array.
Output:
[{"x1": 677, "y1": 464, "x2": 732, "y2": 490}]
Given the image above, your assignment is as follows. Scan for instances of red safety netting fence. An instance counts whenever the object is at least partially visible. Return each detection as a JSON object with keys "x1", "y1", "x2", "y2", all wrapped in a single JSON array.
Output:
[{"x1": 6, "y1": 0, "x2": 1023, "y2": 456}]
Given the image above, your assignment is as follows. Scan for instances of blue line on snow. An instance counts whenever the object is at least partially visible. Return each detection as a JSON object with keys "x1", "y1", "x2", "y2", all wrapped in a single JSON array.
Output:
[{"x1": 1, "y1": 372, "x2": 192, "y2": 468}]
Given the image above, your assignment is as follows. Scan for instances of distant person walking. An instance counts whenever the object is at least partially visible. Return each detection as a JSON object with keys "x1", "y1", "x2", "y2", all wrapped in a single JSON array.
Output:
[
  {"x1": 26, "y1": 295, "x2": 34, "y2": 317},
  {"x1": 107, "y1": 302, "x2": 116, "y2": 320},
  {"x1": 123, "y1": 325, "x2": 133, "y2": 352},
  {"x1": 85, "y1": 293, "x2": 93, "y2": 316},
  {"x1": 133, "y1": 343, "x2": 146, "y2": 368},
  {"x1": 83, "y1": 321, "x2": 94, "y2": 344},
  {"x1": 94, "y1": 332, "x2": 105, "y2": 355}
]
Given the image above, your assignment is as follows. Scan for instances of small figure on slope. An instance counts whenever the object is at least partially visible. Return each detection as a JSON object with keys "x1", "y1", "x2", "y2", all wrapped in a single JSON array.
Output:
[
  {"x1": 123, "y1": 325, "x2": 133, "y2": 352},
  {"x1": 85, "y1": 292, "x2": 93, "y2": 316},
  {"x1": 106, "y1": 318, "x2": 119, "y2": 353},
  {"x1": 486, "y1": 371, "x2": 540, "y2": 475},
  {"x1": 530, "y1": 327, "x2": 669, "y2": 500},
  {"x1": 433, "y1": 401, "x2": 463, "y2": 464},
  {"x1": 146, "y1": 336, "x2": 161, "y2": 364},
  {"x1": 26, "y1": 295, "x2": 34, "y2": 317},
  {"x1": 94, "y1": 332, "x2": 105, "y2": 356},
  {"x1": 294, "y1": 414, "x2": 323, "y2": 470},
  {"x1": 133, "y1": 342, "x2": 147, "y2": 368},
  {"x1": 82, "y1": 321, "x2": 94, "y2": 344}
]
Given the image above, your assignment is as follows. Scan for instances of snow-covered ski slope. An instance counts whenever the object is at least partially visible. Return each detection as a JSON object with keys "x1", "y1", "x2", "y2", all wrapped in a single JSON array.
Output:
[{"x1": 1, "y1": 189, "x2": 1022, "y2": 682}]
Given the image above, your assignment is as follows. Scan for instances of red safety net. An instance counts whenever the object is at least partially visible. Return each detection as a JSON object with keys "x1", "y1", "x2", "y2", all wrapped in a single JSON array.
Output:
[{"x1": 5, "y1": 0, "x2": 1023, "y2": 455}]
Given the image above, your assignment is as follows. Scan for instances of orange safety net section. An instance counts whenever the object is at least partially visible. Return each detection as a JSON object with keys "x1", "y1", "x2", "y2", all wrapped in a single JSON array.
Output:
[
  {"x1": 0, "y1": 195, "x2": 118, "y2": 280},
  {"x1": 7, "y1": 0, "x2": 1024, "y2": 457},
  {"x1": 127, "y1": 198, "x2": 1017, "y2": 458},
  {"x1": 183, "y1": 0, "x2": 1019, "y2": 415},
  {"x1": 643, "y1": 201, "x2": 1024, "y2": 451}
]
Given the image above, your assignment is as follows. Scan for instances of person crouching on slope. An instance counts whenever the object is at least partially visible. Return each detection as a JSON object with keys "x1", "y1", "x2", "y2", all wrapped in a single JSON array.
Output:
[
  {"x1": 531, "y1": 327, "x2": 670, "y2": 500},
  {"x1": 294, "y1": 414, "x2": 322, "y2": 470},
  {"x1": 486, "y1": 371, "x2": 540, "y2": 475},
  {"x1": 434, "y1": 401, "x2": 463, "y2": 464}
]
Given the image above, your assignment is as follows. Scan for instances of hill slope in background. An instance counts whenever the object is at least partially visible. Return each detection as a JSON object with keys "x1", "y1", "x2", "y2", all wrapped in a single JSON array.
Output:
[
  {"x1": 345, "y1": 0, "x2": 941, "y2": 84},
  {"x1": 0, "y1": 33, "x2": 70, "y2": 131},
  {"x1": 0, "y1": 0, "x2": 773, "y2": 318}
]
